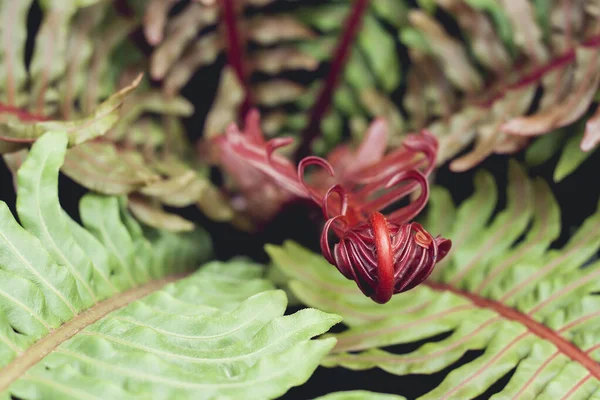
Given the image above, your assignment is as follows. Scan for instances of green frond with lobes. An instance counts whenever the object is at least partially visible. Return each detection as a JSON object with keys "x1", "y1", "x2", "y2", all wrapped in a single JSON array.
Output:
[
  {"x1": 268, "y1": 160, "x2": 600, "y2": 399},
  {"x1": 0, "y1": 132, "x2": 340, "y2": 400}
]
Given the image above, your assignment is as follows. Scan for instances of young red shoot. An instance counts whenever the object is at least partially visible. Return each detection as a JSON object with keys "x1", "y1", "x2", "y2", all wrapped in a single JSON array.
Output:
[{"x1": 211, "y1": 109, "x2": 452, "y2": 303}]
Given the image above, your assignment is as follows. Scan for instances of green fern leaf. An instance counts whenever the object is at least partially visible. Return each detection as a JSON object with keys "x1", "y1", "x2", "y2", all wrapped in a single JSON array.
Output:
[
  {"x1": 0, "y1": 131, "x2": 340, "y2": 398},
  {"x1": 0, "y1": 2, "x2": 226, "y2": 228},
  {"x1": 139, "y1": 0, "x2": 600, "y2": 174},
  {"x1": 554, "y1": 121, "x2": 597, "y2": 181},
  {"x1": 268, "y1": 160, "x2": 600, "y2": 399},
  {"x1": 525, "y1": 128, "x2": 566, "y2": 168},
  {"x1": 0, "y1": 73, "x2": 141, "y2": 153},
  {"x1": 144, "y1": 0, "x2": 406, "y2": 155}
]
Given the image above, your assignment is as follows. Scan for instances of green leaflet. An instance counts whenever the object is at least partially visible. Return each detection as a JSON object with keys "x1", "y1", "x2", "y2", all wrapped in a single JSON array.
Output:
[
  {"x1": 140, "y1": 0, "x2": 599, "y2": 175},
  {"x1": 526, "y1": 117, "x2": 597, "y2": 182},
  {"x1": 268, "y1": 161, "x2": 600, "y2": 399},
  {"x1": 357, "y1": 14, "x2": 401, "y2": 93},
  {"x1": 61, "y1": 141, "x2": 160, "y2": 195},
  {"x1": 533, "y1": 0, "x2": 552, "y2": 42},
  {"x1": 28, "y1": 4, "x2": 77, "y2": 111},
  {"x1": 108, "y1": 91, "x2": 194, "y2": 141},
  {"x1": 7, "y1": 266, "x2": 340, "y2": 400},
  {"x1": 525, "y1": 129, "x2": 567, "y2": 167},
  {"x1": 0, "y1": 74, "x2": 142, "y2": 153},
  {"x1": 0, "y1": 2, "x2": 215, "y2": 228},
  {"x1": 162, "y1": 0, "x2": 409, "y2": 145},
  {"x1": 416, "y1": 0, "x2": 436, "y2": 14},
  {"x1": 371, "y1": 0, "x2": 408, "y2": 28},
  {"x1": 0, "y1": 129, "x2": 210, "y2": 329},
  {"x1": 464, "y1": 0, "x2": 516, "y2": 53},
  {"x1": 295, "y1": 4, "x2": 349, "y2": 33},
  {"x1": 127, "y1": 196, "x2": 196, "y2": 233},
  {"x1": 554, "y1": 126, "x2": 597, "y2": 181},
  {"x1": 58, "y1": 136, "x2": 226, "y2": 229},
  {"x1": 0, "y1": 132, "x2": 340, "y2": 399},
  {"x1": 399, "y1": 28, "x2": 431, "y2": 53}
]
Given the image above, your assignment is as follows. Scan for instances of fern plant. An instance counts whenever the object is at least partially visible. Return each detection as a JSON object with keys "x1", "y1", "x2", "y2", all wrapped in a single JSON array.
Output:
[
  {"x1": 134, "y1": 0, "x2": 600, "y2": 232},
  {"x1": 1, "y1": 1, "x2": 600, "y2": 399},
  {"x1": 0, "y1": 0, "x2": 231, "y2": 230},
  {"x1": 143, "y1": 0, "x2": 407, "y2": 156},
  {"x1": 0, "y1": 131, "x2": 347, "y2": 399},
  {"x1": 267, "y1": 160, "x2": 600, "y2": 399},
  {"x1": 144, "y1": 0, "x2": 600, "y2": 173}
]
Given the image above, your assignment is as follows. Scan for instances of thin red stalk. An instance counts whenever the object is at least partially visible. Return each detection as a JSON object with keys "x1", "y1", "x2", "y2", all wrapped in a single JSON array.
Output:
[
  {"x1": 473, "y1": 34, "x2": 600, "y2": 108},
  {"x1": 220, "y1": 0, "x2": 252, "y2": 118},
  {"x1": 425, "y1": 282, "x2": 600, "y2": 379},
  {"x1": 587, "y1": 343, "x2": 600, "y2": 354},
  {"x1": 0, "y1": 103, "x2": 48, "y2": 122},
  {"x1": 560, "y1": 374, "x2": 592, "y2": 400},
  {"x1": 512, "y1": 351, "x2": 559, "y2": 400},
  {"x1": 295, "y1": 0, "x2": 371, "y2": 160},
  {"x1": 440, "y1": 332, "x2": 530, "y2": 400}
]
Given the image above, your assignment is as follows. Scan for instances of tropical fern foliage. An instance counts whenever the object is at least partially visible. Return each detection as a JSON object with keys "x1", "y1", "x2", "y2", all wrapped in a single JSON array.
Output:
[
  {"x1": 267, "y1": 161, "x2": 600, "y2": 399},
  {"x1": 145, "y1": 0, "x2": 600, "y2": 172},
  {"x1": 1, "y1": 0, "x2": 599, "y2": 399},
  {"x1": 145, "y1": 0, "x2": 408, "y2": 156},
  {"x1": 0, "y1": 0, "x2": 231, "y2": 230},
  {"x1": 0, "y1": 132, "x2": 346, "y2": 399}
]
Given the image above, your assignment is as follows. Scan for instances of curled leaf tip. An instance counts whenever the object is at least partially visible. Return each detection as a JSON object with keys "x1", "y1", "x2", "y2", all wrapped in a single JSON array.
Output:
[{"x1": 213, "y1": 114, "x2": 451, "y2": 302}]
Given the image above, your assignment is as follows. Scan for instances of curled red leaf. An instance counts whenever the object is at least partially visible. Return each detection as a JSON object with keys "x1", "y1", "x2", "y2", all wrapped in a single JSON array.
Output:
[{"x1": 212, "y1": 109, "x2": 451, "y2": 303}]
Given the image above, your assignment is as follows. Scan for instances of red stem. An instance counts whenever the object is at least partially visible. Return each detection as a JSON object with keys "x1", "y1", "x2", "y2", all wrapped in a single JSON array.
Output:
[
  {"x1": 295, "y1": 0, "x2": 371, "y2": 160},
  {"x1": 0, "y1": 103, "x2": 48, "y2": 123},
  {"x1": 425, "y1": 281, "x2": 600, "y2": 379},
  {"x1": 220, "y1": 0, "x2": 252, "y2": 119},
  {"x1": 473, "y1": 34, "x2": 600, "y2": 108}
]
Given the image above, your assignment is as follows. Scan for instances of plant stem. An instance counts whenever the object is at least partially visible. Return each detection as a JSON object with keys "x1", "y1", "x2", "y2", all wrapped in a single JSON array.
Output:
[
  {"x1": 426, "y1": 281, "x2": 600, "y2": 379},
  {"x1": 0, "y1": 273, "x2": 190, "y2": 391},
  {"x1": 295, "y1": 0, "x2": 371, "y2": 160},
  {"x1": 220, "y1": 0, "x2": 252, "y2": 119}
]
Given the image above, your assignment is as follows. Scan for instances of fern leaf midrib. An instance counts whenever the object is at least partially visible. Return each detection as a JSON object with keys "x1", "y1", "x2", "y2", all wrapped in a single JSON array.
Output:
[
  {"x1": 295, "y1": 0, "x2": 371, "y2": 160},
  {"x1": 472, "y1": 34, "x2": 600, "y2": 108},
  {"x1": 221, "y1": 0, "x2": 251, "y2": 116},
  {"x1": 425, "y1": 281, "x2": 600, "y2": 379},
  {"x1": 0, "y1": 272, "x2": 191, "y2": 392}
]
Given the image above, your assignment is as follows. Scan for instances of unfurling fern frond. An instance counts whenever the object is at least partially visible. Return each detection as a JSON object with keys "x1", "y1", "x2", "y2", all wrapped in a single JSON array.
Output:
[
  {"x1": 0, "y1": 1, "x2": 231, "y2": 229},
  {"x1": 0, "y1": 131, "x2": 341, "y2": 399},
  {"x1": 268, "y1": 160, "x2": 600, "y2": 399}
]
